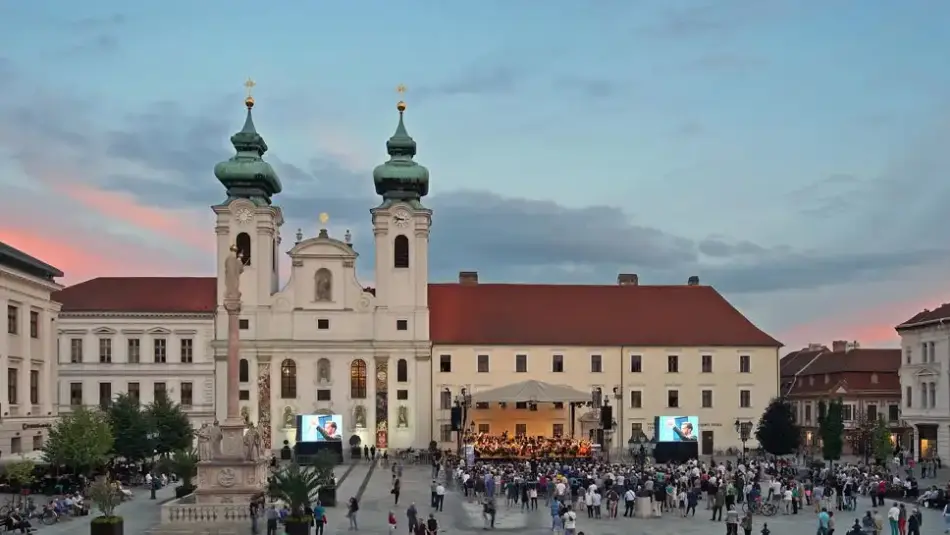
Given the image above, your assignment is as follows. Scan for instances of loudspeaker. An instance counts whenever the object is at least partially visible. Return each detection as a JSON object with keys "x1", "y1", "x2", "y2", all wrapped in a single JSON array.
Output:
[
  {"x1": 450, "y1": 407, "x2": 462, "y2": 431},
  {"x1": 595, "y1": 428, "x2": 605, "y2": 446},
  {"x1": 601, "y1": 405, "x2": 613, "y2": 430}
]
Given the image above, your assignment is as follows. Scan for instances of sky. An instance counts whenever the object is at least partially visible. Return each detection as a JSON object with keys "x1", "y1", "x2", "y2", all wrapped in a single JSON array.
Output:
[{"x1": 1, "y1": 1, "x2": 949, "y2": 351}]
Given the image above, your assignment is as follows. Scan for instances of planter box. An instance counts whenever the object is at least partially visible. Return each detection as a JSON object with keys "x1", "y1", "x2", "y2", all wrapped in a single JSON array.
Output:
[
  {"x1": 90, "y1": 517, "x2": 123, "y2": 535},
  {"x1": 175, "y1": 485, "x2": 196, "y2": 499},
  {"x1": 317, "y1": 487, "x2": 337, "y2": 507},
  {"x1": 284, "y1": 519, "x2": 311, "y2": 535}
]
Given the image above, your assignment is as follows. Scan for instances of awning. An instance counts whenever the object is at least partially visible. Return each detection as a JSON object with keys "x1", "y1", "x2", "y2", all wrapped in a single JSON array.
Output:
[{"x1": 472, "y1": 380, "x2": 591, "y2": 403}]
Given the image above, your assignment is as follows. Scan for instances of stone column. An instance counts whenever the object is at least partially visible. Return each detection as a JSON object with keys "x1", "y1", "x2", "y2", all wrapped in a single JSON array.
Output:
[
  {"x1": 223, "y1": 299, "x2": 241, "y2": 423},
  {"x1": 19, "y1": 307, "x2": 30, "y2": 408},
  {"x1": 41, "y1": 311, "x2": 53, "y2": 416}
]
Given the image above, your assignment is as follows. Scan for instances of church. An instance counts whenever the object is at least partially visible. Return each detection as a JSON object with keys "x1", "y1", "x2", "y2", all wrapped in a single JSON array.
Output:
[{"x1": 53, "y1": 90, "x2": 782, "y2": 456}]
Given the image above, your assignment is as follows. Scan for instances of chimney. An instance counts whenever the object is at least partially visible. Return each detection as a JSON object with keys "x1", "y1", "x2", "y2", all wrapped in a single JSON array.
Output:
[
  {"x1": 458, "y1": 271, "x2": 478, "y2": 285},
  {"x1": 831, "y1": 340, "x2": 848, "y2": 352},
  {"x1": 687, "y1": 276, "x2": 700, "y2": 286},
  {"x1": 617, "y1": 273, "x2": 639, "y2": 286}
]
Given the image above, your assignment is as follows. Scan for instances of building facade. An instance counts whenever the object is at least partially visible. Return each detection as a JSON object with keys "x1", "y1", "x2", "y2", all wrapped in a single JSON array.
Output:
[
  {"x1": 0, "y1": 242, "x2": 64, "y2": 453},
  {"x1": 53, "y1": 278, "x2": 217, "y2": 427},
  {"x1": 896, "y1": 307, "x2": 950, "y2": 460},
  {"x1": 781, "y1": 341, "x2": 903, "y2": 454}
]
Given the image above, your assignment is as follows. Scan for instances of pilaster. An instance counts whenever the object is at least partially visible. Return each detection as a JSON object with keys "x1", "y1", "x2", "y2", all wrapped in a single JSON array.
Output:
[{"x1": 257, "y1": 354, "x2": 272, "y2": 450}]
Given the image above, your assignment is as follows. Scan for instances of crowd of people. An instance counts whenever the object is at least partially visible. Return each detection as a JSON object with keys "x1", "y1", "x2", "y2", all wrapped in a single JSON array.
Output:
[{"x1": 470, "y1": 433, "x2": 593, "y2": 459}]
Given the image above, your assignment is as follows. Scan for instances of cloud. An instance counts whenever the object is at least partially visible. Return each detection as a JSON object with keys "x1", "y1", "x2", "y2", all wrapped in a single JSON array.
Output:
[{"x1": 646, "y1": 0, "x2": 785, "y2": 38}]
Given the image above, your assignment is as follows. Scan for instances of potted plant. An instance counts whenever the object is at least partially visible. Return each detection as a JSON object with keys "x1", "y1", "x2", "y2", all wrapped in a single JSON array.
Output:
[
  {"x1": 89, "y1": 476, "x2": 124, "y2": 535},
  {"x1": 171, "y1": 449, "x2": 199, "y2": 498},
  {"x1": 269, "y1": 462, "x2": 324, "y2": 534}
]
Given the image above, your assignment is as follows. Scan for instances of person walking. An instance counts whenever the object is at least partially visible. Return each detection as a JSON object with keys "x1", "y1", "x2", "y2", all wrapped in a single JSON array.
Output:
[
  {"x1": 888, "y1": 503, "x2": 900, "y2": 535},
  {"x1": 347, "y1": 496, "x2": 360, "y2": 531},
  {"x1": 406, "y1": 503, "x2": 418, "y2": 535},
  {"x1": 725, "y1": 505, "x2": 740, "y2": 535},
  {"x1": 392, "y1": 478, "x2": 401, "y2": 505},
  {"x1": 741, "y1": 510, "x2": 753, "y2": 535}
]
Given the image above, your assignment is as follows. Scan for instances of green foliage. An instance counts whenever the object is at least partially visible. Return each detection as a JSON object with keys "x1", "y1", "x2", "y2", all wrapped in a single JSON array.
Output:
[
  {"x1": 43, "y1": 406, "x2": 114, "y2": 471},
  {"x1": 4, "y1": 459, "x2": 35, "y2": 486},
  {"x1": 818, "y1": 398, "x2": 845, "y2": 462},
  {"x1": 88, "y1": 476, "x2": 123, "y2": 519},
  {"x1": 107, "y1": 393, "x2": 154, "y2": 462},
  {"x1": 755, "y1": 397, "x2": 801, "y2": 456},
  {"x1": 171, "y1": 449, "x2": 199, "y2": 486},
  {"x1": 146, "y1": 393, "x2": 194, "y2": 456},
  {"x1": 871, "y1": 418, "x2": 893, "y2": 464},
  {"x1": 269, "y1": 462, "x2": 325, "y2": 517}
]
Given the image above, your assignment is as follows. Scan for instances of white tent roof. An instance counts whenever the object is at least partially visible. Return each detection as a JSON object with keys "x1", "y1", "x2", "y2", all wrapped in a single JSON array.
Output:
[{"x1": 473, "y1": 380, "x2": 591, "y2": 403}]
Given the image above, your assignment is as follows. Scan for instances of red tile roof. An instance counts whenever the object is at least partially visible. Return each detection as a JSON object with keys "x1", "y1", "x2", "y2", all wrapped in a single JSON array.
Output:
[
  {"x1": 53, "y1": 277, "x2": 782, "y2": 347},
  {"x1": 780, "y1": 347, "x2": 901, "y2": 376},
  {"x1": 427, "y1": 283, "x2": 781, "y2": 347},
  {"x1": 897, "y1": 303, "x2": 950, "y2": 330},
  {"x1": 53, "y1": 277, "x2": 217, "y2": 314}
]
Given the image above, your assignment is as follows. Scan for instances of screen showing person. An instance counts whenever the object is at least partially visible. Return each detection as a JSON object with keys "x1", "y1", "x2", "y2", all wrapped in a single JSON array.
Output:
[
  {"x1": 300, "y1": 414, "x2": 344, "y2": 442},
  {"x1": 657, "y1": 415, "x2": 699, "y2": 442}
]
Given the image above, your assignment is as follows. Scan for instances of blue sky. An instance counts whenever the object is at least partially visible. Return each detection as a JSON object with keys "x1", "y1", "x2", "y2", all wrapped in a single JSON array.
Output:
[{"x1": 1, "y1": 1, "x2": 949, "y2": 349}]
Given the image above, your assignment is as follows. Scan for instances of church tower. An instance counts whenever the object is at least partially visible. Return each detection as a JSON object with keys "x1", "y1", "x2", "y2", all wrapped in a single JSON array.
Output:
[
  {"x1": 211, "y1": 81, "x2": 284, "y2": 311},
  {"x1": 371, "y1": 88, "x2": 431, "y2": 340}
]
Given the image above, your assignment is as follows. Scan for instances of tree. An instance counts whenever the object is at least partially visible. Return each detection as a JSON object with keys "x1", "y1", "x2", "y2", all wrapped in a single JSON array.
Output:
[
  {"x1": 146, "y1": 393, "x2": 194, "y2": 456},
  {"x1": 43, "y1": 406, "x2": 113, "y2": 472},
  {"x1": 755, "y1": 397, "x2": 801, "y2": 456},
  {"x1": 871, "y1": 417, "x2": 893, "y2": 465},
  {"x1": 5, "y1": 459, "x2": 35, "y2": 489},
  {"x1": 818, "y1": 398, "x2": 845, "y2": 463},
  {"x1": 107, "y1": 393, "x2": 154, "y2": 462},
  {"x1": 847, "y1": 409, "x2": 875, "y2": 463}
]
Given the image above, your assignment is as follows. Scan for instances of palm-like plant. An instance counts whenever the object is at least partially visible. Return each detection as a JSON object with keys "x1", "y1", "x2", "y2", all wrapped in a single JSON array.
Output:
[
  {"x1": 171, "y1": 449, "x2": 199, "y2": 488},
  {"x1": 269, "y1": 463, "x2": 323, "y2": 518}
]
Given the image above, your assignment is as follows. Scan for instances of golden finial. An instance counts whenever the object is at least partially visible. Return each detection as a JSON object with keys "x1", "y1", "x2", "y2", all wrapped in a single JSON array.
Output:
[
  {"x1": 319, "y1": 212, "x2": 329, "y2": 225},
  {"x1": 396, "y1": 84, "x2": 407, "y2": 112},
  {"x1": 244, "y1": 78, "x2": 256, "y2": 109}
]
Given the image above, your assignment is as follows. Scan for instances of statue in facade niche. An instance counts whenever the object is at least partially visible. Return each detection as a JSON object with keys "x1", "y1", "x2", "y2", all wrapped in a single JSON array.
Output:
[
  {"x1": 397, "y1": 406, "x2": 409, "y2": 428},
  {"x1": 283, "y1": 406, "x2": 295, "y2": 428},
  {"x1": 315, "y1": 268, "x2": 332, "y2": 301},
  {"x1": 354, "y1": 405, "x2": 367, "y2": 428},
  {"x1": 224, "y1": 245, "x2": 245, "y2": 301},
  {"x1": 317, "y1": 359, "x2": 331, "y2": 384}
]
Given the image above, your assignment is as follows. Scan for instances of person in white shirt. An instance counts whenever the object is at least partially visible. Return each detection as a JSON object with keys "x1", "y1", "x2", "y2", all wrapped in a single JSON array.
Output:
[
  {"x1": 562, "y1": 505, "x2": 577, "y2": 535},
  {"x1": 434, "y1": 484, "x2": 445, "y2": 512},
  {"x1": 591, "y1": 490, "x2": 602, "y2": 519},
  {"x1": 583, "y1": 490, "x2": 594, "y2": 518},
  {"x1": 623, "y1": 488, "x2": 636, "y2": 517},
  {"x1": 888, "y1": 503, "x2": 901, "y2": 535}
]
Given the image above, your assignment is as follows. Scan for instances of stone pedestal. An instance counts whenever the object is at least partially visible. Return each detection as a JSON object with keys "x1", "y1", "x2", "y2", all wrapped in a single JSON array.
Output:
[
  {"x1": 194, "y1": 420, "x2": 268, "y2": 504},
  {"x1": 634, "y1": 497, "x2": 653, "y2": 518}
]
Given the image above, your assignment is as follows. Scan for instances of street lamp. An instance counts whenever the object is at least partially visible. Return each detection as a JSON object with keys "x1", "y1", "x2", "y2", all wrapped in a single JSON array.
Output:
[{"x1": 734, "y1": 419, "x2": 751, "y2": 462}]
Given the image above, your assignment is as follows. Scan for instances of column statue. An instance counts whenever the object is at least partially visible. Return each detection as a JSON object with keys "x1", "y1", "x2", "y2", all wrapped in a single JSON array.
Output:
[{"x1": 224, "y1": 244, "x2": 244, "y2": 301}]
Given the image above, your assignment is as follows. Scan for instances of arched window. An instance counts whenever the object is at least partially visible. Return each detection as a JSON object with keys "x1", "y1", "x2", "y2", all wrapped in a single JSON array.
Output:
[
  {"x1": 350, "y1": 359, "x2": 367, "y2": 399},
  {"x1": 393, "y1": 235, "x2": 409, "y2": 268},
  {"x1": 239, "y1": 358, "x2": 249, "y2": 383},
  {"x1": 280, "y1": 359, "x2": 297, "y2": 399},
  {"x1": 397, "y1": 359, "x2": 408, "y2": 383},
  {"x1": 236, "y1": 232, "x2": 252, "y2": 266}
]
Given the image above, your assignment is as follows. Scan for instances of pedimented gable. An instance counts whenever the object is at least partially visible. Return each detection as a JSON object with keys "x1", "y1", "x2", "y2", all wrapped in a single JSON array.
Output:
[
  {"x1": 146, "y1": 327, "x2": 171, "y2": 335},
  {"x1": 92, "y1": 327, "x2": 117, "y2": 335},
  {"x1": 914, "y1": 366, "x2": 939, "y2": 377},
  {"x1": 834, "y1": 385, "x2": 848, "y2": 394}
]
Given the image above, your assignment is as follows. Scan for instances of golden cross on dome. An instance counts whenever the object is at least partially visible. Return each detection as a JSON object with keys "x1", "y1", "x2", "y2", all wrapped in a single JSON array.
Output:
[
  {"x1": 396, "y1": 84, "x2": 407, "y2": 95},
  {"x1": 319, "y1": 212, "x2": 329, "y2": 225},
  {"x1": 244, "y1": 78, "x2": 256, "y2": 97}
]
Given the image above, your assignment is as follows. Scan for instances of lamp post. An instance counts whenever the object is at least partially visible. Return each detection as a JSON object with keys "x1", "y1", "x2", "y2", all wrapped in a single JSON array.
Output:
[
  {"x1": 734, "y1": 419, "x2": 751, "y2": 463},
  {"x1": 454, "y1": 387, "x2": 472, "y2": 455}
]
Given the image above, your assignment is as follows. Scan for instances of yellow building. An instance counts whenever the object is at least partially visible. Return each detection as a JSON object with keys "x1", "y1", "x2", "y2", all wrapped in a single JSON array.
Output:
[{"x1": 429, "y1": 272, "x2": 782, "y2": 455}]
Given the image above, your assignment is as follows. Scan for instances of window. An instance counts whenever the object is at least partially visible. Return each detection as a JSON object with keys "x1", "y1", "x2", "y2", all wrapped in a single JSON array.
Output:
[
  {"x1": 32, "y1": 435, "x2": 41, "y2": 451},
  {"x1": 439, "y1": 355, "x2": 451, "y2": 373},
  {"x1": 475, "y1": 402, "x2": 489, "y2": 409},
  {"x1": 930, "y1": 342, "x2": 936, "y2": 363},
  {"x1": 181, "y1": 382, "x2": 193, "y2": 407},
  {"x1": 906, "y1": 386, "x2": 912, "y2": 407},
  {"x1": 128, "y1": 382, "x2": 140, "y2": 403},
  {"x1": 667, "y1": 390, "x2": 679, "y2": 408},
  {"x1": 867, "y1": 404, "x2": 878, "y2": 421},
  {"x1": 29, "y1": 370, "x2": 38, "y2": 405},
  {"x1": 552, "y1": 424, "x2": 564, "y2": 437},
  {"x1": 905, "y1": 347, "x2": 912, "y2": 364},
  {"x1": 99, "y1": 382, "x2": 112, "y2": 408},
  {"x1": 127, "y1": 339, "x2": 140, "y2": 363},
  {"x1": 477, "y1": 423, "x2": 490, "y2": 434},
  {"x1": 515, "y1": 354, "x2": 527, "y2": 373},
  {"x1": 667, "y1": 355, "x2": 679, "y2": 373},
  {"x1": 10, "y1": 437, "x2": 20, "y2": 455},
  {"x1": 70, "y1": 383, "x2": 82, "y2": 406},
  {"x1": 553, "y1": 402, "x2": 564, "y2": 409},
  {"x1": 477, "y1": 355, "x2": 490, "y2": 373},
  {"x1": 350, "y1": 359, "x2": 367, "y2": 398},
  {"x1": 153, "y1": 339, "x2": 167, "y2": 363},
  {"x1": 396, "y1": 390, "x2": 408, "y2": 400},
  {"x1": 888, "y1": 404, "x2": 900, "y2": 422},
  {"x1": 7, "y1": 368, "x2": 16, "y2": 405},
  {"x1": 739, "y1": 390, "x2": 751, "y2": 408},
  {"x1": 842, "y1": 404, "x2": 854, "y2": 421},
  {"x1": 590, "y1": 355, "x2": 602, "y2": 373},
  {"x1": 439, "y1": 390, "x2": 452, "y2": 410},
  {"x1": 393, "y1": 235, "x2": 410, "y2": 268},
  {"x1": 515, "y1": 401, "x2": 528, "y2": 410},
  {"x1": 70, "y1": 339, "x2": 83, "y2": 363},
  {"x1": 630, "y1": 422, "x2": 643, "y2": 436},
  {"x1": 870, "y1": 373, "x2": 879, "y2": 384},
  {"x1": 439, "y1": 425, "x2": 452, "y2": 442},
  {"x1": 154, "y1": 382, "x2": 167, "y2": 401},
  {"x1": 29, "y1": 311, "x2": 38, "y2": 338},
  {"x1": 239, "y1": 390, "x2": 250, "y2": 400},
  {"x1": 929, "y1": 382, "x2": 937, "y2": 408},
  {"x1": 180, "y1": 339, "x2": 193, "y2": 363},
  {"x1": 317, "y1": 389, "x2": 331, "y2": 401},
  {"x1": 630, "y1": 390, "x2": 642, "y2": 408},
  {"x1": 552, "y1": 354, "x2": 564, "y2": 373},
  {"x1": 630, "y1": 355, "x2": 642, "y2": 373},
  {"x1": 702, "y1": 390, "x2": 713, "y2": 408},
  {"x1": 7, "y1": 305, "x2": 18, "y2": 335},
  {"x1": 515, "y1": 424, "x2": 527, "y2": 436},
  {"x1": 239, "y1": 319, "x2": 249, "y2": 330},
  {"x1": 397, "y1": 359, "x2": 408, "y2": 382},
  {"x1": 236, "y1": 232, "x2": 252, "y2": 266},
  {"x1": 804, "y1": 404, "x2": 812, "y2": 423},
  {"x1": 239, "y1": 359, "x2": 249, "y2": 382},
  {"x1": 99, "y1": 338, "x2": 112, "y2": 363},
  {"x1": 317, "y1": 319, "x2": 330, "y2": 330},
  {"x1": 396, "y1": 319, "x2": 408, "y2": 331},
  {"x1": 739, "y1": 355, "x2": 751, "y2": 373},
  {"x1": 701, "y1": 355, "x2": 712, "y2": 373},
  {"x1": 280, "y1": 359, "x2": 297, "y2": 398}
]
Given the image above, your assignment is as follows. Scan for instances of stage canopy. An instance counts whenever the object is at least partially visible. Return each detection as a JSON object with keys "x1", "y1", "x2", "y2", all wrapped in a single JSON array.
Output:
[{"x1": 472, "y1": 380, "x2": 591, "y2": 403}]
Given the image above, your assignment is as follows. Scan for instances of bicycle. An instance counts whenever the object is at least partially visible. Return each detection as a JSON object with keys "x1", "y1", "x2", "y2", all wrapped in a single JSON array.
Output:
[{"x1": 742, "y1": 498, "x2": 777, "y2": 516}]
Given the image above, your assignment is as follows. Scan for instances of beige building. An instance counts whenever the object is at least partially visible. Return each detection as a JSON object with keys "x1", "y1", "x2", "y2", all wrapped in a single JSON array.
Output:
[
  {"x1": 53, "y1": 278, "x2": 217, "y2": 428},
  {"x1": 430, "y1": 272, "x2": 782, "y2": 455},
  {"x1": 0, "y1": 241, "x2": 64, "y2": 453}
]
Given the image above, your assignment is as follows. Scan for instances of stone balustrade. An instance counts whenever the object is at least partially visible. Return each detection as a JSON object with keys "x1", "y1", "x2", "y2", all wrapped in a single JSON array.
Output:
[{"x1": 161, "y1": 497, "x2": 253, "y2": 524}]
